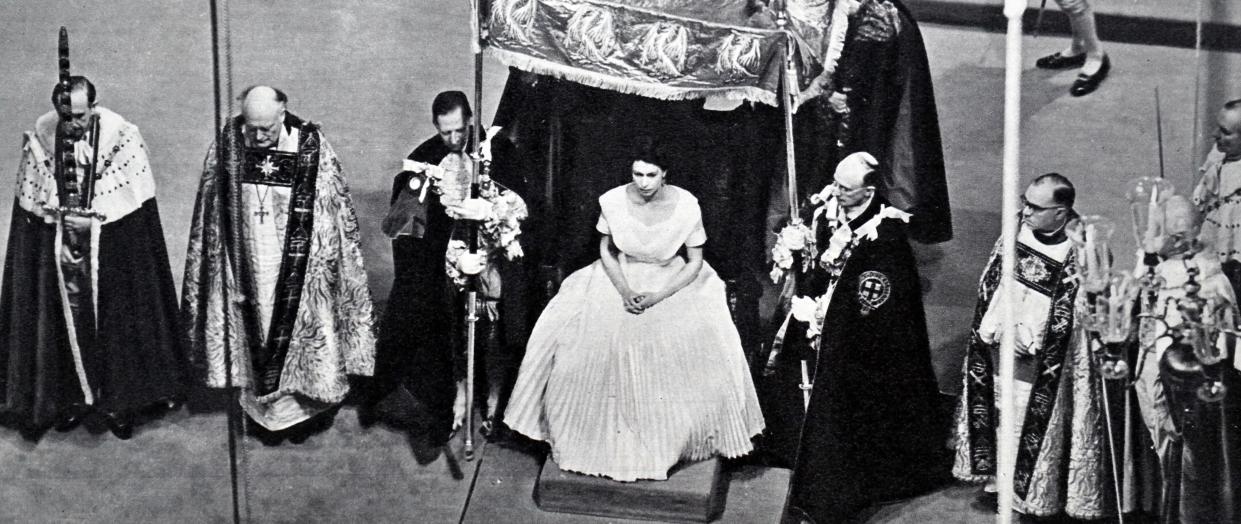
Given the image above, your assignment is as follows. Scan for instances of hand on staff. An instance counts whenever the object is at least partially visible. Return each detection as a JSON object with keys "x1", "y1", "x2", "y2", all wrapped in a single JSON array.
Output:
[
  {"x1": 457, "y1": 253, "x2": 487, "y2": 276},
  {"x1": 446, "y1": 198, "x2": 493, "y2": 221},
  {"x1": 621, "y1": 289, "x2": 647, "y2": 315},
  {"x1": 828, "y1": 91, "x2": 850, "y2": 114}
]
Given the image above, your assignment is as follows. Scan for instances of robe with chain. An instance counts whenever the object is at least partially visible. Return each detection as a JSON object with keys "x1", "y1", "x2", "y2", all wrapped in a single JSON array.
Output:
[
  {"x1": 0, "y1": 107, "x2": 186, "y2": 432},
  {"x1": 181, "y1": 113, "x2": 376, "y2": 431},
  {"x1": 767, "y1": 195, "x2": 949, "y2": 522},
  {"x1": 952, "y1": 226, "x2": 1108, "y2": 518}
]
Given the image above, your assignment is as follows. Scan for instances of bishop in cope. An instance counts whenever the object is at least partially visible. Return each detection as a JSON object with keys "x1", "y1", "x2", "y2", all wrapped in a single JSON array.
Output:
[{"x1": 181, "y1": 85, "x2": 377, "y2": 439}]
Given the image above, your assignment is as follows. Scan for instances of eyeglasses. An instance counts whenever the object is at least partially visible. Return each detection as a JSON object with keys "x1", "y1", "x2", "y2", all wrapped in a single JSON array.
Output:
[{"x1": 1021, "y1": 196, "x2": 1065, "y2": 213}]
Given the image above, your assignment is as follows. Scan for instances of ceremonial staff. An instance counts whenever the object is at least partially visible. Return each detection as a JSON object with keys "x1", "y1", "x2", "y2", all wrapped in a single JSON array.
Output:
[
  {"x1": 1033, "y1": 0, "x2": 1048, "y2": 38},
  {"x1": 462, "y1": 0, "x2": 487, "y2": 462},
  {"x1": 209, "y1": 0, "x2": 246, "y2": 521},
  {"x1": 52, "y1": 28, "x2": 104, "y2": 222},
  {"x1": 773, "y1": 0, "x2": 813, "y2": 412},
  {"x1": 55, "y1": 28, "x2": 74, "y2": 209}
]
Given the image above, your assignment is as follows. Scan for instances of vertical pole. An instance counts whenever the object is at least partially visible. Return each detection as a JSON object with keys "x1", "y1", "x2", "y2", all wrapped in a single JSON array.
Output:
[
  {"x1": 1155, "y1": 87, "x2": 1166, "y2": 180},
  {"x1": 998, "y1": 0, "x2": 1025, "y2": 522},
  {"x1": 778, "y1": 8, "x2": 799, "y2": 222},
  {"x1": 209, "y1": 1, "x2": 243, "y2": 521},
  {"x1": 463, "y1": 0, "x2": 485, "y2": 462},
  {"x1": 1190, "y1": 0, "x2": 1205, "y2": 173}
]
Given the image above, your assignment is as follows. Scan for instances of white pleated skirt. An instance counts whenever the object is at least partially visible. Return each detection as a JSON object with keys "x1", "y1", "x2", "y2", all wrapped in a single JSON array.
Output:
[{"x1": 504, "y1": 258, "x2": 765, "y2": 482}]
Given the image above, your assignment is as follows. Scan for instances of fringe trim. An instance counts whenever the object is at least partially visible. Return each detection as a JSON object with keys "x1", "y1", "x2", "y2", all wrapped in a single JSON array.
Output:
[
  {"x1": 486, "y1": 47, "x2": 780, "y2": 108},
  {"x1": 53, "y1": 217, "x2": 95, "y2": 405}
]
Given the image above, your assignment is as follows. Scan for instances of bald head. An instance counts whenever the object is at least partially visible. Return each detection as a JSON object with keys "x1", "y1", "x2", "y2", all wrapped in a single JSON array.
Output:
[
  {"x1": 1216, "y1": 100, "x2": 1241, "y2": 160},
  {"x1": 1161, "y1": 195, "x2": 1203, "y2": 257},
  {"x1": 1164, "y1": 195, "x2": 1201, "y2": 235},
  {"x1": 241, "y1": 85, "x2": 286, "y2": 148}
]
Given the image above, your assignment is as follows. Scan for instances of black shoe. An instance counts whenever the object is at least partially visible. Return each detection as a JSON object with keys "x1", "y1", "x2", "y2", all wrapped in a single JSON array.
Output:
[
  {"x1": 53, "y1": 407, "x2": 89, "y2": 432},
  {"x1": 1035, "y1": 52, "x2": 1086, "y2": 70},
  {"x1": 1070, "y1": 55, "x2": 1110, "y2": 97},
  {"x1": 103, "y1": 414, "x2": 134, "y2": 440},
  {"x1": 247, "y1": 422, "x2": 285, "y2": 446},
  {"x1": 287, "y1": 429, "x2": 311, "y2": 445}
]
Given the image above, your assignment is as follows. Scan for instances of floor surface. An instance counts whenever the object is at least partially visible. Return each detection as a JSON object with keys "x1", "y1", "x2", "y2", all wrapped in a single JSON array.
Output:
[{"x1": 0, "y1": 1, "x2": 1235, "y2": 522}]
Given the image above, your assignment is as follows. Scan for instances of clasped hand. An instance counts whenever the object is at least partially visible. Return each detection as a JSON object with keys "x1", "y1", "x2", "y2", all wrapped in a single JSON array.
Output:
[{"x1": 621, "y1": 289, "x2": 665, "y2": 315}]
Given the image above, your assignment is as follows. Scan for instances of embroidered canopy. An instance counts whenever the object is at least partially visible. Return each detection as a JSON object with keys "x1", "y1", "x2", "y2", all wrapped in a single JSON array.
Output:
[{"x1": 483, "y1": 0, "x2": 843, "y2": 109}]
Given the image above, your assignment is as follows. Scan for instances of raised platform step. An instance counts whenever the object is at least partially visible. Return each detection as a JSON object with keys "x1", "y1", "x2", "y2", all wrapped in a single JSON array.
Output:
[{"x1": 535, "y1": 458, "x2": 729, "y2": 523}]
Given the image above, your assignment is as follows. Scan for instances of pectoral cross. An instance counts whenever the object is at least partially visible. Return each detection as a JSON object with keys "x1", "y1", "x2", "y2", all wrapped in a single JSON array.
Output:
[{"x1": 254, "y1": 207, "x2": 270, "y2": 224}]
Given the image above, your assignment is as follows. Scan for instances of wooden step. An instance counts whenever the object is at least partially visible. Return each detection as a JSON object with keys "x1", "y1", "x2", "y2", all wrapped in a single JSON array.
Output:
[{"x1": 534, "y1": 457, "x2": 729, "y2": 523}]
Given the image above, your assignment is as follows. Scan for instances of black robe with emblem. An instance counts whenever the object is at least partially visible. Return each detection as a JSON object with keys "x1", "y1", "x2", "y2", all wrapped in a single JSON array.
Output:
[{"x1": 764, "y1": 196, "x2": 949, "y2": 522}]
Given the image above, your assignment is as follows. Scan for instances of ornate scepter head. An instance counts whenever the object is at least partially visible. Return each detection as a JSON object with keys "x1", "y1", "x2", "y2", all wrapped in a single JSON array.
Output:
[{"x1": 57, "y1": 27, "x2": 72, "y2": 115}]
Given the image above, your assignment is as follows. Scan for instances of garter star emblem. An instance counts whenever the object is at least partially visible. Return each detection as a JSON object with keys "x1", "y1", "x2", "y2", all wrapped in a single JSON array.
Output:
[{"x1": 857, "y1": 271, "x2": 891, "y2": 316}]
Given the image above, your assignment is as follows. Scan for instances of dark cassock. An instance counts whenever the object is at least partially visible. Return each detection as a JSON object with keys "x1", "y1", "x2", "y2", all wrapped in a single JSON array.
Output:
[
  {"x1": 0, "y1": 102, "x2": 186, "y2": 438},
  {"x1": 789, "y1": 0, "x2": 951, "y2": 244},
  {"x1": 369, "y1": 125, "x2": 527, "y2": 444},
  {"x1": 181, "y1": 111, "x2": 377, "y2": 433},
  {"x1": 952, "y1": 224, "x2": 1109, "y2": 519},
  {"x1": 764, "y1": 182, "x2": 949, "y2": 522}
]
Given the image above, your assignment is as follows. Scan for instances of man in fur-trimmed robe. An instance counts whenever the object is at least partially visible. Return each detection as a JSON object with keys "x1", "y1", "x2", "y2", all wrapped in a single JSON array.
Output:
[
  {"x1": 764, "y1": 153, "x2": 949, "y2": 523},
  {"x1": 181, "y1": 85, "x2": 376, "y2": 441},
  {"x1": 952, "y1": 173, "x2": 1108, "y2": 519},
  {"x1": 0, "y1": 76, "x2": 187, "y2": 440}
]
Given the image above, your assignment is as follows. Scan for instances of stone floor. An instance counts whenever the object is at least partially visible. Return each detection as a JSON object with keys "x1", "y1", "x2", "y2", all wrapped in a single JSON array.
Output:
[{"x1": 1, "y1": 0, "x2": 1238, "y2": 522}]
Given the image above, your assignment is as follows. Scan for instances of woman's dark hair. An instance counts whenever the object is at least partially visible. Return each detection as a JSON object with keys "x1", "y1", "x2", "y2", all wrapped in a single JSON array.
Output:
[{"x1": 631, "y1": 135, "x2": 672, "y2": 172}]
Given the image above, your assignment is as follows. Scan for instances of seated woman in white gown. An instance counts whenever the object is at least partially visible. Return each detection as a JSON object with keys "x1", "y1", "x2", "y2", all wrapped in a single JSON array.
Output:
[{"x1": 504, "y1": 137, "x2": 765, "y2": 482}]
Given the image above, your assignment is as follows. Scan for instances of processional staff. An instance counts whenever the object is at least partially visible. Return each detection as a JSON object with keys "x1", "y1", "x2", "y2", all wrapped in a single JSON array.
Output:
[
  {"x1": 207, "y1": 0, "x2": 247, "y2": 521},
  {"x1": 773, "y1": 0, "x2": 814, "y2": 412},
  {"x1": 462, "y1": 0, "x2": 488, "y2": 462}
]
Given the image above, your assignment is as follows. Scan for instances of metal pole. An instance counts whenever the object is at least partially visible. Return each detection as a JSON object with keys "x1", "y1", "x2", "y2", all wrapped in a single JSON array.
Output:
[
  {"x1": 1155, "y1": 87, "x2": 1166, "y2": 180},
  {"x1": 209, "y1": 0, "x2": 243, "y2": 521},
  {"x1": 463, "y1": 0, "x2": 485, "y2": 462},
  {"x1": 779, "y1": 13, "x2": 799, "y2": 222},
  {"x1": 1092, "y1": 338, "x2": 1126, "y2": 524},
  {"x1": 1190, "y1": 0, "x2": 1205, "y2": 174},
  {"x1": 999, "y1": 0, "x2": 1026, "y2": 521}
]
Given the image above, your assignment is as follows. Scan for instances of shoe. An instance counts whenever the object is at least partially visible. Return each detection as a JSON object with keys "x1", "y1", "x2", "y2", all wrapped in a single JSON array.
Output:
[
  {"x1": 248, "y1": 422, "x2": 284, "y2": 446},
  {"x1": 1070, "y1": 55, "x2": 1110, "y2": 97},
  {"x1": 1035, "y1": 52, "x2": 1086, "y2": 70},
  {"x1": 53, "y1": 406, "x2": 89, "y2": 432},
  {"x1": 103, "y1": 414, "x2": 134, "y2": 440},
  {"x1": 288, "y1": 428, "x2": 311, "y2": 445},
  {"x1": 356, "y1": 406, "x2": 380, "y2": 428}
]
